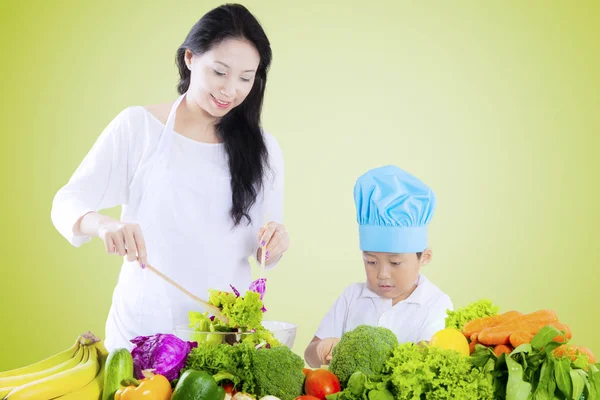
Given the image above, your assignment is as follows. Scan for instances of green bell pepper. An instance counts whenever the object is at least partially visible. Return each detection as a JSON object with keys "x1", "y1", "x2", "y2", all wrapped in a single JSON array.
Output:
[{"x1": 171, "y1": 369, "x2": 236, "y2": 400}]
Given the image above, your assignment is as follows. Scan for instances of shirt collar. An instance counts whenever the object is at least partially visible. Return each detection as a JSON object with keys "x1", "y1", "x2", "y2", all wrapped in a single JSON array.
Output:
[{"x1": 360, "y1": 274, "x2": 429, "y2": 305}]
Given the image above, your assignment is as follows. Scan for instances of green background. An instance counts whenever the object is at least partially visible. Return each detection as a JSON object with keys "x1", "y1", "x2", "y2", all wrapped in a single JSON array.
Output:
[{"x1": 1, "y1": 0, "x2": 598, "y2": 369}]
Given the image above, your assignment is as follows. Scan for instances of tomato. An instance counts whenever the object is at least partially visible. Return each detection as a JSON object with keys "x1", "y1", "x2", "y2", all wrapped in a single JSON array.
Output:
[
  {"x1": 223, "y1": 381, "x2": 237, "y2": 395},
  {"x1": 304, "y1": 369, "x2": 341, "y2": 400},
  {"x1": 303, "y1": 368, "x2": 313, "y2": 377},
  {"x1": 295, "y1": 397, "x2": 321, "y2": 400}
]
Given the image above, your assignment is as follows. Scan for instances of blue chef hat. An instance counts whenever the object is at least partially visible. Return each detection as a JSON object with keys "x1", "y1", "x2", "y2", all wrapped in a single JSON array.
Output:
[{"x1": 353, "y1": 165, "x2": 436, "y2": 253}]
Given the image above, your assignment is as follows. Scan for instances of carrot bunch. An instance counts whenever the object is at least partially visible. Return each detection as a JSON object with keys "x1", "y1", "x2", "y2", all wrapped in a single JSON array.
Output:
[
  {"x1": 462, "y1": 309, "x2": 582, "y2": 359},
  {"x1": 554, "y1": 344, "x2": 597, "y2": 364}
]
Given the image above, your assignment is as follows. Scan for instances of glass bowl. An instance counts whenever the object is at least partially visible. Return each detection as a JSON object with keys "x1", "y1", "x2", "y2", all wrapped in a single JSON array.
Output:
[{"x1": 173, "y1": 320, "x2": 298, "y2": 348}]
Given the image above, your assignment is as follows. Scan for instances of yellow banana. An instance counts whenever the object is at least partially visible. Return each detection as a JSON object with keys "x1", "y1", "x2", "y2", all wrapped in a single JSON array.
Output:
[
  {"x1": 55, "y1": 352, "x2": 105, "y2": 400},
  {"x1": 6, "y1": 344, "x2": 99, "y2": 400},
  {"x1": 0, "y1": 387, "x2": 14, "y2": 397},
  {"x1": 0, "y1": 344, "x2": 84, "y2": 388},
  {"x1": 93, "y1": 340, "x2": 109, "y2": 362},
  {"x1": 50, "y1": 339, "x2": 109, "y2": 400},
  {"x1": 0, "y1": 339, "x2": 79, "y2": 378}
]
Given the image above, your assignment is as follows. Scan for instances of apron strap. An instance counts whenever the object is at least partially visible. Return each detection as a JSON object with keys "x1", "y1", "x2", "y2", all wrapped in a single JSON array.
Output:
[
  {"x1": 165, "y1": 93, "x2": 186, "y2": 132},
  {"x1": 133, "y1": 93, "x2": 186, "y2": 222},
  {"x1": 155, "y1": 93, "x2": 186, "y2": 161}
]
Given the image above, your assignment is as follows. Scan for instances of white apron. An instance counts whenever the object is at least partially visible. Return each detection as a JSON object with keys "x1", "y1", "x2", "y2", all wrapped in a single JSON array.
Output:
[{"x1": 104, "y1": 94, "x2": 260, "y2": 351}]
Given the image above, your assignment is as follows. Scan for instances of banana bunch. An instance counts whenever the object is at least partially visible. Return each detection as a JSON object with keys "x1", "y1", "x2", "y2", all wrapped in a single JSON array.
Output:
[{"x1": 0, "y1": 331, "x2": 108, "y2": 400}]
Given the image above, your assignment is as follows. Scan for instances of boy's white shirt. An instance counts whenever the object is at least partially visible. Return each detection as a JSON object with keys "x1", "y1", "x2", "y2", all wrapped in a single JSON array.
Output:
[{"x1": 315, "y1": 274, "x2": 453, "y2": 343}]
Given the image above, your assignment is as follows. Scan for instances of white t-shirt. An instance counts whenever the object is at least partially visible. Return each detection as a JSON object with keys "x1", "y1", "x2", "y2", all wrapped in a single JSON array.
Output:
[
  {"x1": 51, "y1": 105, "x2": 283, "y2": 246},
  {"x1": 51, "y1": 105, "x2": 283, "y2": 285},
  {"x1": 315, "y1": 274, "x2": 453, "y2": 343}
]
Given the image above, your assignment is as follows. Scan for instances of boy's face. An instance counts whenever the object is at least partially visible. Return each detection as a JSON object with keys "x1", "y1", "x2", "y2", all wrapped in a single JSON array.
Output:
[{"x1": 363, "y1": 250, "x2": 432, "y2": 303}]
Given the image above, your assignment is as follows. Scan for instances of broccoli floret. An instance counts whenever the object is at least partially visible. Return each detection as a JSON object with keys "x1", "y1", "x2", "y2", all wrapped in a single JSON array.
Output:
[
  {"x1": 330, "y1": 325, "x2": 398, "y2": 387},
  {"x1": 252, "y1": 346, "x2": 305, "y2": 400},
  {"x1": 185, "y1": 342, "x2": 304, "y2": 400}
]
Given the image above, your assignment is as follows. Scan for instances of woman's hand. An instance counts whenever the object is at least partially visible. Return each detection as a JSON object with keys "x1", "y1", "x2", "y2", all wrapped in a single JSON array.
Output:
[
  {"x1": 257, "y1": 221, "x2": 289, "y2": 265},
  {"x1": 98, "y1": 220, "x2": 148, "y2": 268},
  {"x1": 78, "y1": 212, "x2": 148, "y2": 268}
]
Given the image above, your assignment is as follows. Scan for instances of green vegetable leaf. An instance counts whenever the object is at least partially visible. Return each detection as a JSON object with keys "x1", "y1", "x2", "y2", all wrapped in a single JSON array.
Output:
[
  {"x1": 531, "y1": 326, "x2": 565, "y2": 352},
  {"x1": 346, "y1": 371, "x2": 368, "y2": 397},
  {"x1": 572, "y1": 354, "x2": 590, "y2": 371},
  {"x1": 445, "y1": 299, "x2": 499, "y2": 330},
  {"x1": 188, "y1": 311, "x2": 211, "y2": 329},
  {"x1": 574, "y1": 369, "x2": 590, "y2": 400},
  {"x1": 555, "y1": 357, "x2": 573, "y2": 399},
  {"x1": 571, "y1": 369, "x2": 585, "y2": 400},
  {"x1": 470, "y1": 345, "x2": 495, "y2": 368},
  {"x1": 367, "y1": 390, "x2": 394, "y2": 400},
  {"x1": 533, "y1": 359, "x2": 556, "y2": 400},
  {"x1": 386, "y1": 343, "x2": 494, "y2": 399},
  {"x1": 506, "y1": 355, "x2": 533, "y2": 400},
  {"x1": 586, "y1": 366, "x2": 600, "y2": 400},
  {"x1": 513, "y1": 344, "x2": 534, "y2": 356}
]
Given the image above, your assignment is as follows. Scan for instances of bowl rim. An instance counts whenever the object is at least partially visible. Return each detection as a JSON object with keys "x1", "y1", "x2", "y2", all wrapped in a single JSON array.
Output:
[{"x1": 173, "y1": 320, "x2": 298, "y2": 334}]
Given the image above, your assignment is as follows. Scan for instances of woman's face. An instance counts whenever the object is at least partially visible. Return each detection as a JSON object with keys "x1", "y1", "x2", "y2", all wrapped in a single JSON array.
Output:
[{"x1": 185, "y1": 38, "x2": 260, "y2": 118}]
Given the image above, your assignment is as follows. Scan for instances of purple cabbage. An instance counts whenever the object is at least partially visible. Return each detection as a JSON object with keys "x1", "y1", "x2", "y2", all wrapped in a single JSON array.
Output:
[
  {"x1": 249, "y1": 278, "x2": 268, "y2": 312},
  {"x1": 229, "y1": 278, "x2": 268, "y2": 312},
  {"x1": 130, "y1": 333, "x2": 197, "y2": 381},
  {"x1": 229, "y1": 284, "x2": 241, "y2": 297}
]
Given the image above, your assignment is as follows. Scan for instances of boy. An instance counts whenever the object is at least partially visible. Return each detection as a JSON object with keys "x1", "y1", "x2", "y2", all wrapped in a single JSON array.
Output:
[{"x1": 304, "y1": 165, "x2": 453, "y2": 367}]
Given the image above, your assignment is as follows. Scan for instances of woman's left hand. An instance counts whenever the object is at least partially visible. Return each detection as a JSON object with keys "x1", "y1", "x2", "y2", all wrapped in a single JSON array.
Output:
[{"x1": 257, "y1": 221, "x2": 289, "y2": 264}]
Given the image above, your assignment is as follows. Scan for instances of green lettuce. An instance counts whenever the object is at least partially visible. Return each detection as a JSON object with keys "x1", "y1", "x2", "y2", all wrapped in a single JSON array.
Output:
[{"x1": 445, "y1": 299, "x2": 499, "y2": 331}]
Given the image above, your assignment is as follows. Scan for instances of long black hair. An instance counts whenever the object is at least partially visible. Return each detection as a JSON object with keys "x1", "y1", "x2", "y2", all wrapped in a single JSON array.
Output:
[{"x1": 175, "y1": 4, "x2": 272, "y2": 227}]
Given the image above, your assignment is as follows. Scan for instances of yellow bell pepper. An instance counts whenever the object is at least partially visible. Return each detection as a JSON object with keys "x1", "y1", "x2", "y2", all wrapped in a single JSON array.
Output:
[{"x1": 114, "y1": 372, "x2": 172, "y2": 400}]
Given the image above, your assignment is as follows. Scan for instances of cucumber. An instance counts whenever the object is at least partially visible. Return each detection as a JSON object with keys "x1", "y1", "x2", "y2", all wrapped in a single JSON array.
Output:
[{"x1": 102, "y1": 348, "x2": 134, "y2": 400}]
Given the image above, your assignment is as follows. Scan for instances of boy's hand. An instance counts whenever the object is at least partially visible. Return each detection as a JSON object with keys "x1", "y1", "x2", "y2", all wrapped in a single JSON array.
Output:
[{"x1": 316, "y1": 337, "x2": 340, "y2": 364}]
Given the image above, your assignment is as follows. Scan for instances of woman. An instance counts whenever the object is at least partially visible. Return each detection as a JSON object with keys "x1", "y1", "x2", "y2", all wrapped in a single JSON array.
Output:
[{"x1": 51, "y1": 4, "x2": 289, "y2": 351}]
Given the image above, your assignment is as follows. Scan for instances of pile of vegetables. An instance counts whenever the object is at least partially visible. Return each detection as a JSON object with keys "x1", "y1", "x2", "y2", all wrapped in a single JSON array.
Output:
[
  {"x1": 103, "y1": 347, "x2": 175, "y2": 400},
  {"x1": 471, "y1": 326, "x2": 600, "y2": 399},
  {"x1": 99, "y1": 288, "x2": 600, "y2": 400},
  {"x1": 323, "y1": 300, "x2": 599, "y2": 400},
  {"x1": 446, "y1": 299, "x2": 599, "y2": 399},
  {"x1": 182, "y1": 341, "x2": 306, "y2": 400},
  {"x1": 327, "y1": 326, "x2": 493, "y2": 400},
  {"x1": 100, "y1": 279, "x2": 307, "y2": 400}
]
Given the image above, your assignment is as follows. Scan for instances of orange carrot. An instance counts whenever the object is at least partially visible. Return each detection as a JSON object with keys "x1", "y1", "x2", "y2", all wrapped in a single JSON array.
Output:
[
  {"x1": 554, "y1": 345, "x2": 596, "y2": 364},
  {"x1": 577, "y1": 346, "x2": 596, "y2": 364},
  {"x1": 469, "y1": 340, "x2": 478, "y2": 354},
  {"x1": 549, "y1": 322, "x2": 572, "y2": 342},
  {"x1": 509, "y1": 332, "x2": 534, "y2": 348},
  {"x1": 494, "y1": 344, "x2": 512, "y2": 357},
  {"x1": 462, "y1": 311, "x2": 523, "y2": 337},
  {"x1": 554, "y1": 344, "x2": 568, "y2": 357},
  {"x1": 478, "y1": 310, "x2": 559, "y2": 345}
]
